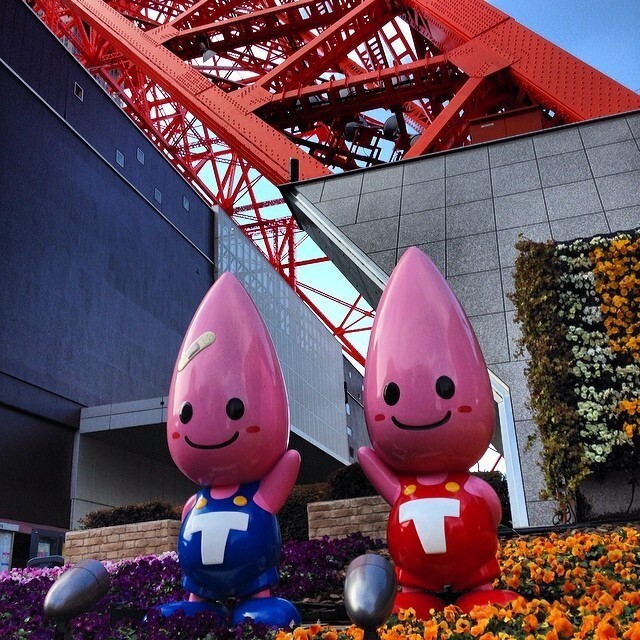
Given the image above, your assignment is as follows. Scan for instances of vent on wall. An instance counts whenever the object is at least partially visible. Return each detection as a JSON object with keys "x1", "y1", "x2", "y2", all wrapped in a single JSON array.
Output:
[{"x1": 73, "y1": 82, "x2": 83, "y2": 101}]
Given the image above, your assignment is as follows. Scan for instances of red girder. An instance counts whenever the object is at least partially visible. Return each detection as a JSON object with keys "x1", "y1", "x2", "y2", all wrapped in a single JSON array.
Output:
[
  {"x1": 334, "y1": 51, "x2": 434, "y2": 134},
  {"x1": 106, "y1": 0, "x2": 192, "y2": 23},
  {"x1": 258, "y1": 54, "x2": 464, "y2": 131},
  {"x1": 401, "y1": 0, "x2": 640, "y2": 121},
  {"x1": 404, "y1": 75, "x2": 487, "y2": 156},
  {"x1": 26, "y1": 0, "x2": 640, "y2": 366},
  {"x1": 248, "y1": 0, "x2": 397, "y2": 93},
  {"x1": 160, "y1": 0, "x2": 361, "y2": 60}
]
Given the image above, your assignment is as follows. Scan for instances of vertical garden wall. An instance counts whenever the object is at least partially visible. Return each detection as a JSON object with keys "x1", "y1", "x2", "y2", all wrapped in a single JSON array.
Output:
[{"x1": 511, "y1": 229, "x2": 639, "y2": 519}]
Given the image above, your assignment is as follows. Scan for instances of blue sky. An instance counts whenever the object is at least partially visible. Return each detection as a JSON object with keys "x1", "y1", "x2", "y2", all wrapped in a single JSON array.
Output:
[{"x1": 488, "y1": 0, "x2": 639, "y2": 93}]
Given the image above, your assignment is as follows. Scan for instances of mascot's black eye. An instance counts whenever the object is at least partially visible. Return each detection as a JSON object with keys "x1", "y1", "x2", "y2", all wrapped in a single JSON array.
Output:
[
  {"x1": 383, "y1": 382, "x2": 400, "y2": 406},
  {"x1": 179, "y1": 402, "x2": 193, "y2": 424},
  {"x1": 226, "y1": 397, "x2": 245, "y2": 420},
  {"x1": 435, "y1": 376, "x2": 455, "y2": 399}
]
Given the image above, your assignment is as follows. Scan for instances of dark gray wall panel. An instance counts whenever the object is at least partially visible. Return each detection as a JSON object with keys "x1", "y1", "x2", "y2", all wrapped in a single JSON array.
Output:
[{"x1": 1, "y1": 64, "x2": 214, "y2": 407}]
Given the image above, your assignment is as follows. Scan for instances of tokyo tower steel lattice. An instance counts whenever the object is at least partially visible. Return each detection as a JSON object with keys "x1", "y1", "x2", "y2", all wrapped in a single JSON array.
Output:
[{"x1": 25, "y1": 0, "x2": 640, "y2": 364}]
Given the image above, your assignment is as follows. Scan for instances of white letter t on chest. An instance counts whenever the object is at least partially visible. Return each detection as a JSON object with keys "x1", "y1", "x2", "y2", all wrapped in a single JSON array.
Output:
[
  {"x1": 399, "y1": 498, "x2": 460, "y2": 554},
  {"x1": 184, "y1": 511, "x2": 250, "y2": 565}
]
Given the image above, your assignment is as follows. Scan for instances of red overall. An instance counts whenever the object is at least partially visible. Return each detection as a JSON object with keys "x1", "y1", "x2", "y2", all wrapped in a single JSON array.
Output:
[{"x1": 387, "y1": 472, "x2": 500, "y2": 594}]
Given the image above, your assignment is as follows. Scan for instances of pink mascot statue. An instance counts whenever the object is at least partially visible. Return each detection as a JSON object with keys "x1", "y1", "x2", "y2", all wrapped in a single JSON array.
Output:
[
  {"x1": 160, "y1": 272, "x2": 301, "y2": 627},
  {"x1": 358, "y1": 247, "x2": 518, "y2": 619}
]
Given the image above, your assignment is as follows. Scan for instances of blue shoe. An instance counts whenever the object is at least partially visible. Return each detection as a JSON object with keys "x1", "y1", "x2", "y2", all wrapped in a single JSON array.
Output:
[
  {"x1": 154, "y1": 600, "x2": 228, "y2": 620},
  {"x1": 232, "y1": 597, "x2": 301, "y2": 627}
]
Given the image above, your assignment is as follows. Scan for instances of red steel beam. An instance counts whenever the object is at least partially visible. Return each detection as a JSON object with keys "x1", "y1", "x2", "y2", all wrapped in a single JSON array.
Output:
[
  {"x1": 245, "y1": 0, "x2": 397, "y2": 94},
  {"x1": 403, "y1": 0, "x2": 640, "y2": 123},
  {"x1": 257, "y1": 55, "x2": 464, "y2": 130},
  {"x1": 404, "y1": 75, "x2": 487, "y2": 157},
  {"x1": 159, "y1": 0, "x2": 361, "y2": 59},
  {"x1": 60, "y1": 0, "x2": 330, "y2": 184}
]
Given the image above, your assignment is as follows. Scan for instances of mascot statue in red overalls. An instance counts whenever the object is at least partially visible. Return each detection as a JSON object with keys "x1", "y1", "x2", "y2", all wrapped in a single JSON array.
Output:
[{"x1": 358, "y1": 247, "x2": 518, "y2": 619}]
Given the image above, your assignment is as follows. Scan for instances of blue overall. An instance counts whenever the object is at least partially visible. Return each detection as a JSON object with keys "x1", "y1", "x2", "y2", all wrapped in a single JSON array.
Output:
[{"x1": 178, "y1": 482, "x2": 281, "y2": 601}]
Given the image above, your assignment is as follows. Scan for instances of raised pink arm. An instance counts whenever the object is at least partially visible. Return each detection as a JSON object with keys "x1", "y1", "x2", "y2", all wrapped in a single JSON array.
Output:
[
  {"x1": 254, "y1": 449, "x2": 301, "y2": 514},
  {"x1": 358, "y1": 447, "x2": 401, "y2": 505}
]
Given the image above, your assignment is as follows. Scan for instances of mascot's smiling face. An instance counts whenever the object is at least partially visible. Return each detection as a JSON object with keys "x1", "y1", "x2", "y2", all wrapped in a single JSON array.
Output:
[{"x1": 167, "y1": 273, "x2": 289, "y2": 487}]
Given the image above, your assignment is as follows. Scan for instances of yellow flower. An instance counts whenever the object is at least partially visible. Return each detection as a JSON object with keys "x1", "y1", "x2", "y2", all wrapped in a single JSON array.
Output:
[
  {"x1": 608, "y1": 549, "x2": 623, "y2": 563},
  {"x1": 443, "y1": 605, "x2": 459, "y2": 622},
  {"x1": 396, "y1": 608, "x2": 415, "y2": 622},
  {"x1": 348, "y1": 626, "x2": 364, "y2": 640},
  {"x1": 422, "y1": 619, "x2": 439, "y2": 640},
  {"x1": 470, "y1": 619, "x2": 489, "y2": 636},
  {"x1": 548, "y1": 608, "x2": 574, "y2": 637},
  {"x1": 596, "y1": 619, "x2": 620, "y2": 638},
  {"x1": 293, "y1": 627, "x2": 311, "y2": 640}
]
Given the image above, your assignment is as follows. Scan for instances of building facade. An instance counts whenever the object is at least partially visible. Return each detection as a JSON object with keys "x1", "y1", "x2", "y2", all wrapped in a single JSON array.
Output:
[
  {"x1": 0, "y1": 0, "x2": 361, "y2": 568},
  {"x1": 3, "y1": 0, "x2": 638, "y2": 570},
  {"x1": 283, "y1": 110, "x2": 640, "y2": 526}
]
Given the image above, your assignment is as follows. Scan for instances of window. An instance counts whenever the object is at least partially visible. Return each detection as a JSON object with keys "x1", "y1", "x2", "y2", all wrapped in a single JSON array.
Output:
[
  {"x1": 154, "y1": 188, "x2": 162, "y2": 204},
  {"x1": 74, "y1": 82, "x2": 84, "y2": 101},
  {"x1": 136, "y1": 148, "x2": 144, "y2": 164},
  {"x1": 115, "y1": 150, "x2": 125, "y2": 168},
  {"x1": 182, "y1": 195, "x2": 190, "y2": 211}
]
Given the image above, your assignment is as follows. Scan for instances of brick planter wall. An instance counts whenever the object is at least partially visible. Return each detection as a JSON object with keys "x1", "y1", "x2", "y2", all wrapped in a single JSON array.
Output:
[
  {"x1": 65, "y1": 498, "x2": 390, "y2": 564},
  {"x1": 64, "y1": 519, "x2": 180, "y2": 564},
  {"x1": 307, "y1": 496, "x2": 390, "y2": 540}
]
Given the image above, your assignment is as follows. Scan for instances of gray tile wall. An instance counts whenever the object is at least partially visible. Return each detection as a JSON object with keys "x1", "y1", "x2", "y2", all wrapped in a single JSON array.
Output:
[{"x1": 295, "y1": 110, "x2": 640, "y2": 526}]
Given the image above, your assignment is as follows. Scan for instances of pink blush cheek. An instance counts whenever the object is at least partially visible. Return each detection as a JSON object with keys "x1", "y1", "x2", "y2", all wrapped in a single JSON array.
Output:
[
  {"x1": 458, "y1": 405, "x2": 472, "y2": 413},
  {"x1": 374, "y1": 413, "x2": 385, "y2": 422},
  {"x1": 171, "y1": 432, "x2": 180, "y2": 439}
]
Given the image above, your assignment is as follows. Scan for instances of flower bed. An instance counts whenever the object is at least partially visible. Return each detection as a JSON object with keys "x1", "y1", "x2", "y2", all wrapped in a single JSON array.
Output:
[{"x1": 0, "y1": 528, "x2": 638, "y2": 638}]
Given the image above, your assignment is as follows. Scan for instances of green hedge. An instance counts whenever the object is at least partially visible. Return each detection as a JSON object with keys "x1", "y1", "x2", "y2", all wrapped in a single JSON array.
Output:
[
  {"x1": 326, "y1": 462, "x2": 377, "y2": 500},
  {"x1": 77, "y1": 500, "x2": 181, "y2": 530},
  {"x1": 474, "y1": 470, "x2": 512, "y2": 528}
]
